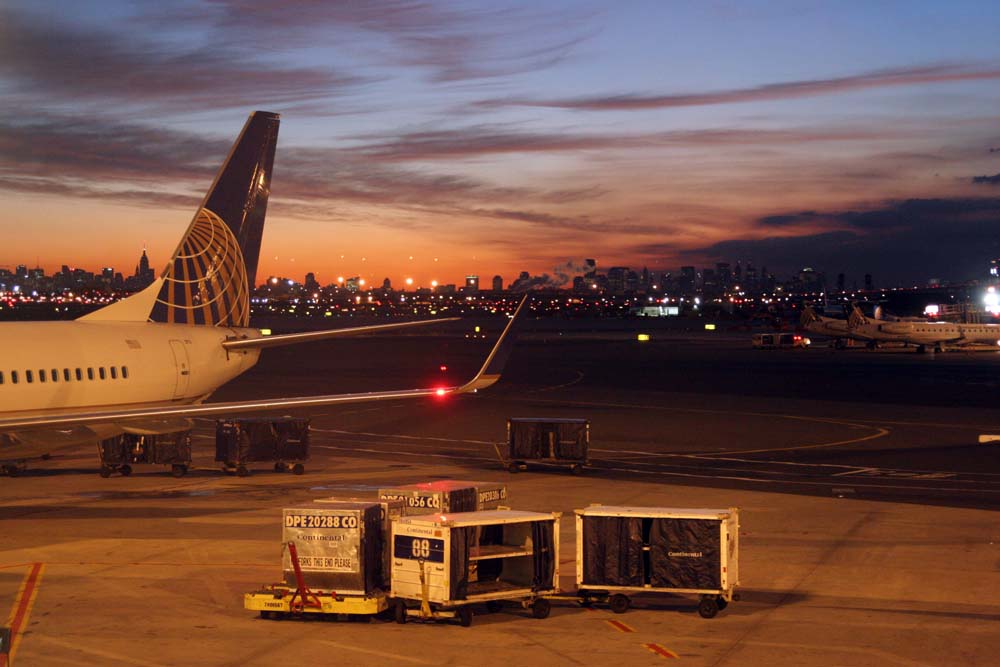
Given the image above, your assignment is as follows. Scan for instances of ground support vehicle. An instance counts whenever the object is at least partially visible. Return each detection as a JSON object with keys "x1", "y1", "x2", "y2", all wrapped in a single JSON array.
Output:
[
  {"x1": 247, "y1": 503, "x2": 392, "y2": 621},
  {"x1": 378, "y1": 479, "x2": 509, "y2": 516},
  {"x1": 215, "y1": 417, "x2": 309, "y2": 476},
  {"x1": 97, "y1": 431, "x2": 192, "y2": 478},
  {"x1": 391, "y1": 510, "x2": 560, "y2": 627},
  {"x1": 246, "y1": 542, "x2": 390, "y2": 621},
  {"x1": 575, "y1": 506, "x2": 740, "y2": 618},
  {"x1": 499, "y1": 417, "x2": 589, "y2": 474}
]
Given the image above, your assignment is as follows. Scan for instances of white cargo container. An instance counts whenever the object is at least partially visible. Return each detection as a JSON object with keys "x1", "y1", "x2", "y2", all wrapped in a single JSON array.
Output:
[
  {"x1": 281, "y1": 503, "x2": 383, "y2": 596},
  {"x1": 575, "y1": 506, "x2": 739, "y2": 618},
  {"x1": 391, "y1": 510, "x2": 560, "y2": 626},
  {"x1": 378, "y1": 480, "x2": 508, "y2": 516}
]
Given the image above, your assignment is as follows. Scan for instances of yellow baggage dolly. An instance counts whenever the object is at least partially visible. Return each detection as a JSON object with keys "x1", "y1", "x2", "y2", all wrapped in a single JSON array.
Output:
[{"x1": 245, "y1": 541, "x2": 391, "y2": 620}]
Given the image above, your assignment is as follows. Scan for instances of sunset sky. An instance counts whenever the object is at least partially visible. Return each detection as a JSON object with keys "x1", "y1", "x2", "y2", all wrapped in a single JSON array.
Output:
[{"x1": 3, "y1": 1, "x2": 1000, "y2": 288}]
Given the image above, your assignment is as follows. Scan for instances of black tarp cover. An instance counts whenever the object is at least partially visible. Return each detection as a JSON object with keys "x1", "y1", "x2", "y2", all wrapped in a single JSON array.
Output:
[
  {"x1": 449, "y1": 526, "x2": 477, "y2": 600},
  {"x1": 648, "y1": 518, "x2": 721, "y2": 589},
  {"x1": 582, "y1": 516, "x2": 645, "y2": 586},
  {"x1": 531, "y1": 520, "x2": 556, "y2": 590},
  {"x1": 447, "y1": 487, "x2": 477, "y2": 513},
  {"x1": 509, "y1": 420, "x2": 587, "y2": 461}
]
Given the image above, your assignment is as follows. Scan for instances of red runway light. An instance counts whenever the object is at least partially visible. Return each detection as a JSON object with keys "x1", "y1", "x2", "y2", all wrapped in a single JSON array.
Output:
[{"x1": 439, "y1": 365, "x2": 448, "y2": 371}]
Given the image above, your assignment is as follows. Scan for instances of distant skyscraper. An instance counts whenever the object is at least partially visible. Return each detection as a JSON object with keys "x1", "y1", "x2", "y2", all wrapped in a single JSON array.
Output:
[
  {"x1": 864, "y1": 273, "x2": 873, "y2": 291},
  {"x1": 465, "y1": 275, "x2": 479, "y2": 294},
  {"x1": 679, "y1": 266, "x2": 696, "y2": 295},
  {"x1": 492, "y1": 275, "x2": 503, "y2": 292},
  {"x1": 607, "y1": 267, "x2": 628, "y2": 294},
  {"x1": 304, "y1": 272, "x2": 320, "y2": 292}
]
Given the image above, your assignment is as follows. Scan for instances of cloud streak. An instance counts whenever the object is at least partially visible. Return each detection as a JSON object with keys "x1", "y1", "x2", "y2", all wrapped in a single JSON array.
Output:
[
  {"x1": 476, "y1": 64, "x2": 1000, "y2": 111},
  {"x1": 0, "y1": 7, "x2": 366, "y2": 112}
]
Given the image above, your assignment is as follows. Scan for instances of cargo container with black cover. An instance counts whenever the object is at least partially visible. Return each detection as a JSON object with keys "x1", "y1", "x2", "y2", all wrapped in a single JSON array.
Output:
[
  {"x1": 575, "y1": 506, "x2": 739, "y2": 618},
  {"x1": 378, "y1": 480, "x2": 508, "y2": 516},
  {"x1": 97, "y1": 431, "x2": 192, "y2": 478},
  {"x1": 391, "y1": 510, "x2": 560, "y2": 626},
  {"x1": 215, "y1": 417, "x2": 309, "y2": 476},
  {"x1": 505, "y1": 417, "x2": 589, "y2": 473},
  {"x1": 282, "y1": 503, "x2": 383, "y2": 596}
]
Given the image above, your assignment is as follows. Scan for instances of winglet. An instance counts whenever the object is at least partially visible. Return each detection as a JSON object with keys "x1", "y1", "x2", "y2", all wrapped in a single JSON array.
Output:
[{"x1": 451, "y1": 295, "x2": 528, "y2": 395}]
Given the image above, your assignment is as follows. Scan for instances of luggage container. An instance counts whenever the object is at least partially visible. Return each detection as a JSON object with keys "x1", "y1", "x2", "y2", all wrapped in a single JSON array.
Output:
[
  {"x1": 378, "y1": 480, "x2": 509, "y2": 516},
  {"x1": 215, "y1": 417, "x2": 309, "y2": 476},
  {"x1": 314, "y1": 496, "x2": 406, "y2": 590},
  {"x1": 97, "y1": 431, "x2": 192, "y2": 478},
  {"x1": 501, "y1": 417, "x2": 589, "y2": 474},
  {"x1": 575, "y1": 506, "x2": 739, "y2": 618},
  {"x1": 391, "y1": 509, "x2": 560, "y2": 626}
]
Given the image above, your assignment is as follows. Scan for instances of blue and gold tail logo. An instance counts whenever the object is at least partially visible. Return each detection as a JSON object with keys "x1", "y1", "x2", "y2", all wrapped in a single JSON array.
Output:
[{"x1": 149, "y1": 208, "x2": 250, "y2": 327}]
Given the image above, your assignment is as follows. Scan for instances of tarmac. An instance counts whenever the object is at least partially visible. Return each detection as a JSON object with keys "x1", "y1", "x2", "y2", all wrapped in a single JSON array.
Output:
[{"x1": 2, "y1": 322, "x2": 999, "y2": 666}]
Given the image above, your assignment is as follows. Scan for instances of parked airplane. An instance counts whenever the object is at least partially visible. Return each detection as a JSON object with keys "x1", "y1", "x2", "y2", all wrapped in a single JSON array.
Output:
[
  {"x1": 799, "y1": 305, "x2": 853, "y2": 347},
  {"x1": 847, "y1": 304, "x2": 1000, "y2": 352},
  {"x1": 0, "y1": 111, "x2": 524, "y2": 473}
]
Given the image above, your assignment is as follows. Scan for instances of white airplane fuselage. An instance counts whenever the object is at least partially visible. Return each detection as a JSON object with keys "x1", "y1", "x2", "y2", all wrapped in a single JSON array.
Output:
[{"x1": 0, "y1": 321, "x2": 261, "y2": 417}]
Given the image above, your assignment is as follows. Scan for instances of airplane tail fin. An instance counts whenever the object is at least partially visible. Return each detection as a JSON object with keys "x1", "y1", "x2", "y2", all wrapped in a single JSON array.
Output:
[
  {"x1": 847, "y1": 304, "x2": 868, "y2": 329},
  {"x1": 81, "y1": 111, "x2": 279, "y2": 326},
  {"x1": 800, "y1": 304, "x2": 819, "y2": 326}
]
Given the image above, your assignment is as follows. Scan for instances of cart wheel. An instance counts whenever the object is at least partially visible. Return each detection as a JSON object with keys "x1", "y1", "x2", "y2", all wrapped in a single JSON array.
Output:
[
  {"x1": 570, "y1": 463, "x2": 583, "y2": 475},
  {"x1": 485, "y1": 600, "x2": 503, "y2": 614},
  {"x1": 274, "y1": 462, "x2": 285, "y2": 473},
  {"x1": 578, "y1": 595, "x2": 593, "y2": 607},
  {"x1": 120, "y1": 464, "x2": 132, "y2": 477},
  {"x1": 609, "y1": 594, "x2": 630, "y2": 614},
  {"x1": 507, "y1": 462, "x2": 520, "y2": 474},
  {"x1": 171, "y1": 464, "x2": 187, "y2": 478},
  {"x1": 457, "y1": 606, "x2": 473, "y2": 627},
  {"x1": 531, "y1": 598, "x2": 551, "y2": 619},
  {"x1": 259, "y1": 611, "x2": 272, "y2": 620},
  {"x1": 731, "y1": 592, "x2": 741, "y2": 602},
  {"x1": 236, "y1": 465, "x2": 249, "y2": 477},
  {"x1": 291, "y1": 463, "x2": 305, "y2": 476},
  {"x1": 698, "y1": 597, "x2": 719, "y2": 619},
  {"x1": 393, "y1": 600, "x2": 407, "y2": 624},
  {"x1": 98, "y1": 466, "x2": 112, "y2": 478},
  {"x1": 716, "y1": 597, "x2": 728, "y2": 611},
  {"x1": 4, "y1": 465, "x2": 20, "y2": 478}
]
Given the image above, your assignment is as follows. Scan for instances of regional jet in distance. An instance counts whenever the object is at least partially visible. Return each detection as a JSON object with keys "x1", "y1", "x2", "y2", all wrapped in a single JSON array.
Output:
[
  {"x1": 0, "y1": 111, "x2": 524, "y2": 473},
  {"x1": 847, "y1": 304, "x2": 1000, "y2": 353}
]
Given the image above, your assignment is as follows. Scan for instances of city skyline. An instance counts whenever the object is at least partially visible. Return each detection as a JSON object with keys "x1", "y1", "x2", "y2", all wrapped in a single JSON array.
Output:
[{"x1": 3, "y1": 2, "x2": 1000, "y2": 285}]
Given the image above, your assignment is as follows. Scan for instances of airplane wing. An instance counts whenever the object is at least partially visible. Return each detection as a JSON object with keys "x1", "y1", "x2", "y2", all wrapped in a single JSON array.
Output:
[
  {"x1": 223, "y1": 317, "x2": 460, "y2": 351},
  {"x1": 0, "y1": 297, "x2": 527, "y2": 433}
]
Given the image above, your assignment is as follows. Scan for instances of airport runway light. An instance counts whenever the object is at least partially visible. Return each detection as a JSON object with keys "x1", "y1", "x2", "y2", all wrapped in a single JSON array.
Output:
[
  {"x1": 705, "y1": 323, "x2": 716, "y2": 331},
  {"x1": 637, "y1": 333, "x2": 650, "y2": 342}
]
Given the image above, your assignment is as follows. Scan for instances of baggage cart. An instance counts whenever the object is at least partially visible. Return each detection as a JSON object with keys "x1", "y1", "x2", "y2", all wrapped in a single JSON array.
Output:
[
  {"x1": 246, "y1": 541, "x2": 390, "y2": 620},
  {"x1": 575, "y1": 506, "x2": 740, "y2": 618},
  {"x1": 215, "y1": 417, "x2": 309, "y2": 476},
  {"x1": 500, "y1": 417, "x2": 589, "y2": 474},
  {"x1": 97, "y1": 431, "x2": 192, "y2": 478},
  {"x1": 378, "y1": 480, "x2": 509, "y2": 516},
  {"x1": 391, "y1": 510, "x2": 560, "y2": 626}
]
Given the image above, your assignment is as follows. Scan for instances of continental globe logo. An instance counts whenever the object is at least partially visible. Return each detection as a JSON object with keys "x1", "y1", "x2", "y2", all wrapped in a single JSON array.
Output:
[{"x1": 150, "y1": 208, "x2": 250, "y2": 327}]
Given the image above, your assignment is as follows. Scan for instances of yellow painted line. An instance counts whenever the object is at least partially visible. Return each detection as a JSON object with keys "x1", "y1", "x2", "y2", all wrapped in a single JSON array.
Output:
[
  {"x1": 606, "y1": 619, "x2": 635, "y2": 633},
  {"x1": 4, "y1": 562, "x2": 44, "y2": 663},
  {"x1": 644, "y1": 643, "x2": 680, "y2": 659},
  {"x1": 714, "y1": 426, "x2": 890, "y2": 455}
]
